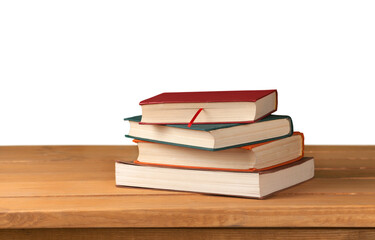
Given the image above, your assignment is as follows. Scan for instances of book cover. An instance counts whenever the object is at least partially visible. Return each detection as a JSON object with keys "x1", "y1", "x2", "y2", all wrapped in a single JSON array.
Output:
[{"x1": 140, "y1": 90, "x2": 277, "y2": 105}]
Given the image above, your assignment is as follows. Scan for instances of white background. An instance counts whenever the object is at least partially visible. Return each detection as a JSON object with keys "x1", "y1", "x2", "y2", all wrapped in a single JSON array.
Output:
[{"x1": 0, "y1": 0, "x2": 374, "y2": 145}]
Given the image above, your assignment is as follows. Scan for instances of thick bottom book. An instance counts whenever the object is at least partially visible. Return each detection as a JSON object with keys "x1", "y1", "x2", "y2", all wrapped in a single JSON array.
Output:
[{"x1": 115, "y1": 157, "x2": 314, "y2": 199}]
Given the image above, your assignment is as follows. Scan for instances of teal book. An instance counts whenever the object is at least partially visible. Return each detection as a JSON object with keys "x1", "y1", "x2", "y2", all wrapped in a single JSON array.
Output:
[{"x1": 124, "y1": 115, "x2": 293, "y2": 151}]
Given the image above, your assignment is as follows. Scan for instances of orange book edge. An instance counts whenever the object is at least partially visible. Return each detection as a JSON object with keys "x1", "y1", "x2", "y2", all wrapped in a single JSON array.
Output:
[{"x1": 133, "y1": 132, "x2": 305, "y2": 172}]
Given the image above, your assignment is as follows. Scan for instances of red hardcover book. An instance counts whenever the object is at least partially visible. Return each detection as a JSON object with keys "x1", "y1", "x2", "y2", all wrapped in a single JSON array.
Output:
[
  {"x1": 139, "y1": 90, "x2": 277, "y2": 125},
  {"x1": 133, "y1": 132, "x2": 304, "y2": 172}
]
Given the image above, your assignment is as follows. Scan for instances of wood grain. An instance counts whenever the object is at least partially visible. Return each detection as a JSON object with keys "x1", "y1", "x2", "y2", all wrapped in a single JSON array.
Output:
[
  {"x1": 1, "y1": 194, "x2": 375, "y2": 228},
  {"x1": 0, "y1": 145, "x2": 374, "y2": 229},
  {"x1": 1, "y1": 228, "x2": 375, "y2": 240}
]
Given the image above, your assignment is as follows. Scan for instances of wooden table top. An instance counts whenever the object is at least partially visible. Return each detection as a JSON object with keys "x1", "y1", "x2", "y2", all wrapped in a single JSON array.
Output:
[{"x1": 0, "y1": 145, "x2": 374, "y2": 229}]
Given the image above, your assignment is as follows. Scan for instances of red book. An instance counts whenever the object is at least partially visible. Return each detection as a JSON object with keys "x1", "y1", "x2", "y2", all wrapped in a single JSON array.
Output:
[
  {"x1": 139, "y1": 90, "x2": 278, "y2": 125},
  {"x1": 133, "y1": 132, "x2": 304, "y2": 172}
]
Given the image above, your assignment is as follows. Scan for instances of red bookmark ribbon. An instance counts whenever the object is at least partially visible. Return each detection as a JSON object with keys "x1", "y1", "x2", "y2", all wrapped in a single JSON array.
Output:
[{"x1": 188, "y1": 108, "x2": 203, "y2": 127}]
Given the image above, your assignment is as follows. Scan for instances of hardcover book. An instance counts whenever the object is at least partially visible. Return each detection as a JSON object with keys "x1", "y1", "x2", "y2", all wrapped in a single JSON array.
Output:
[
  {"x1": 115, "y1": 157, "x2": 315, "y2": 199},
  {"x1": 125, "y1": 114, "x2": 293, "y2": 151},
  {"x1": 139, "y1": 90, "x2": 277, "y2": 125},
  {"x1": 134, "y1": 132, "x2": 304, "y2": 172}
]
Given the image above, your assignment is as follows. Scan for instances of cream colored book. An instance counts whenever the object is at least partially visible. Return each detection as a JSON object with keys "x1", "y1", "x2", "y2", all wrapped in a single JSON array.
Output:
[{"x1": 115, "y1": 157, "x2": 315, "y2": 199}]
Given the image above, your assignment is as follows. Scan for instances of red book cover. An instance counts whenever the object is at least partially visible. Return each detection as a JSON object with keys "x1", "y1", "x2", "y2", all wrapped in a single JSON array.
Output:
[{"x1": 139, "y1": 90, "x2": 277, "y2": 105}]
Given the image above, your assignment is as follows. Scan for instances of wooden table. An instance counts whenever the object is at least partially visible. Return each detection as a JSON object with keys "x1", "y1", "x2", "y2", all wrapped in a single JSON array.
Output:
[{"x1": 0, "y1": 145, "x2": 374, "y2": 239}]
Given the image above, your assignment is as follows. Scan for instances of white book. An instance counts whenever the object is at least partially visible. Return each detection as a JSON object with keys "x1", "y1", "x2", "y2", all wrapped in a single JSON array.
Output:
[{"x1": 116, "y1": 157, "x2": 314, "y2": 199}]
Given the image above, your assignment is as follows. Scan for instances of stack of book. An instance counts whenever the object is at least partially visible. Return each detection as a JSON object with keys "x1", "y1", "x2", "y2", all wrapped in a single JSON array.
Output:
[{"x1": 117, "y1": 90, "x2": 314, "y2": 199}]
